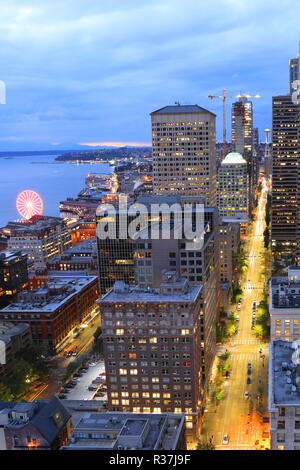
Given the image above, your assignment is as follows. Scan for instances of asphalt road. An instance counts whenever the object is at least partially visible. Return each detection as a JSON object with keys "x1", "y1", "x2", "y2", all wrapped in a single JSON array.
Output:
[{"x1": 201, "y1": 178, "x2": 270, "y2": 450}]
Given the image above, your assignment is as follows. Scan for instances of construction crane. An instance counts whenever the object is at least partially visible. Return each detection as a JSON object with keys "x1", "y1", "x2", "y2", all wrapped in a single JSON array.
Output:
[{"x1": 208, "y1": 89, "x2": 261, "y2": 159}]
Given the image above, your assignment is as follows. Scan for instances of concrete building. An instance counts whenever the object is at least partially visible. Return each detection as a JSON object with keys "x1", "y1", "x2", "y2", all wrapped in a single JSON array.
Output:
[
  {"x1": 269, "y1": 267, "x2": 300, "y2": 342},
  {"x1": 46, "y1": 237, "x2": 98, "y2": 275},
  {"x1": 269, "y1": 339, "x2": 300, "y2": 450},
  {"x1": 0, "y1": 251, "x2": 28, "y2": 308},
  {"x1": 271, "y1": 95, "x2": 299, "y2": 254},
  {"x1": 217, "y1": 152, "x2": 248, "y2": 221},
  {"x1": 0, "y1": 396, "x2": 72, "y2": 450},
  {"x1": 151, "y1": 104, "x2": 216, "y2": 206},
  {"x1": 63, "y1": 411, "x2": 186, "y2": 450},
  {"x1": 0, "y1": 322, "x2": 31, "y2": 378},
  {"x1": 289, "y1": 56, "x2": 299, "y2": 95},
  {"x1": 0, "y1": 275, "x2": 99, "y2": 353},
  {"x1": 98, "y1": 273, "x2": 204, "y2": 445},
  {"x1": 7, "y1": 216, "x2": 72, "y2": 268}
]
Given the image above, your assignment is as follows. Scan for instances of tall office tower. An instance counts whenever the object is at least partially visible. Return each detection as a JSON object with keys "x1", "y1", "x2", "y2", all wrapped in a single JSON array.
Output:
[
  {"x1": 151, "y1": 104, "x2": 216, "y2": 206},
  {"x1": 264, "y1": 128, "x2": 272, "y2": 179},
  {"x1": 253, "y1": 127, "x2": 259, "y2": 184},
  {"x1": 98, "y1": 273, "x2": 203, "y2": 446},
  {"x1": 96, "y1": 207, "x2": 135, "y2": 295},
  {"x1": 132, "y1": 195, "x2": 219, "y2": 385},
  {"x1": 231, "y1": 98, "x2": 254, "y2": 211},
  {"x1": 217, "y1": 152, "x2": 249, "y2": 221},
  {"x1": 271, "y1": 95, "x2": 299, "y2": 254},
  {"x1": 289, "y1": 56, "x2": 299, "y2": 95}
]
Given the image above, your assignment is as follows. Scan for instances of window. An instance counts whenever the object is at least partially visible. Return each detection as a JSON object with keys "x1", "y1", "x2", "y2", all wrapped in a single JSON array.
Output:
[
  {"x1": 277, "y1": 433, "x2": 285, "y2": 443},
  {"x1": 277, "y1": 421, "x2": 285, "y2": 429},
  {"x1": 279, "y1": 407, "x2": 285, "y2": 417}
]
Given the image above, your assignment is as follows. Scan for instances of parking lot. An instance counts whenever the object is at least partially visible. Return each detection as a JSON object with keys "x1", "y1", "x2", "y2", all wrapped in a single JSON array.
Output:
[{"x1": 59, "y1": 360, "x2": 108, "y2": 402}]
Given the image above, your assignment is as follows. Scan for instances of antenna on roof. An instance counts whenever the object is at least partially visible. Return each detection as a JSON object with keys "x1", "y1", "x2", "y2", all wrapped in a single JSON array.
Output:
[{"x1": 175, "y1": 101, "x2": 180, "y2": 106}]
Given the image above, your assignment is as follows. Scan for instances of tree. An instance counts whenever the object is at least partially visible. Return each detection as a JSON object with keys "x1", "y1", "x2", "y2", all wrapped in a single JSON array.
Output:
[
  {"x1": 216, "y1": 390, "x2": 226, "y2": 401},
  {"x1": 93, "y1": 327, "x2": 103, "y2": 355},
  {"x1": 0, "y1": 382, "x2": 13, "y2": 401},
  {"x1": 263, "y1": 227, "x2": 270, "y2": 249},
  {"x1": 197, "y1": 442, "x2": 215, "y2": 450}
]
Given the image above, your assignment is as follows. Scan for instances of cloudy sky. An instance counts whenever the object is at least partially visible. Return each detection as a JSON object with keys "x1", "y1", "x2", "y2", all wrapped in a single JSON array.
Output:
[{"x1": 0, "y1": 0, "x2": 299, "y2": 151}]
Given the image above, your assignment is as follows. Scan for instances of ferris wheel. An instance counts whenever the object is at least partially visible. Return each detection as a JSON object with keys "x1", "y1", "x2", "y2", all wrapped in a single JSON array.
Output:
[{"x1": 16, "y1": 190, "x2": 44, "y2": 220}]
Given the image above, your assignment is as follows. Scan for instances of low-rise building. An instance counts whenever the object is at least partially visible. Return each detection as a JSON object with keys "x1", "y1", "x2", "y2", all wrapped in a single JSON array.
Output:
[
  {"x1": 269, "y1": 339, "x2": 300, "y2": 450},
  {"x1": 0, "y1": 396, "x2": 72, "y2": 450},
  {"x1": 63, "y1": 411, "x2": 185, "y2": 450},
  {"x1": 0, "y1": 275, "x2": 99, "y2": 353},
  {"x1": 7, "y1": 216, "x2": 72, "y2": 268},
  {"x1": 0, "y1": 251, "x2": 28, "y2": 307},
  {"x1": 269, "y1": 267, "x2": 300, "y2": 341},
  {"x1": 46, "y1": 237, "x2": 98, "y2": 275},
  {"x1": 0, "y1": 322, "x2": 31, "y2": 377}
]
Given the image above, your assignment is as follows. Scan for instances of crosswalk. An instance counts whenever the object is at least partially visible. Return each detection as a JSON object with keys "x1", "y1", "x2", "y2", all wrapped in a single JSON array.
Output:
[
  {"x1": 230, "y1": 353, "x2": 261, "y2": 362},
  {"x1": 228, "y1": 338, "x2": 262, "y2": 346}
]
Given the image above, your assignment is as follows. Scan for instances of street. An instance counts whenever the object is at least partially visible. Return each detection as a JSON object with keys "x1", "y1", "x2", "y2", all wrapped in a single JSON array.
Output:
[{"x1": 201, "y1": 178, "x2": 270, "y2": 450}]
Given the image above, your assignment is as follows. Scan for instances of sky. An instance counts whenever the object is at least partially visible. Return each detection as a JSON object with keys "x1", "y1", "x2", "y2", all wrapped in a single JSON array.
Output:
[{"x1": 0, "y1": 0, "x2": 299, "y2": 151}]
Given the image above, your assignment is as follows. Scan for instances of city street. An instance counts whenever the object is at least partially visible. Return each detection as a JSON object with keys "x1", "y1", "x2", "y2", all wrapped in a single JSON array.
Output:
[{"x1": 201, "y1": 178, "x2": 270, "y2": 450}]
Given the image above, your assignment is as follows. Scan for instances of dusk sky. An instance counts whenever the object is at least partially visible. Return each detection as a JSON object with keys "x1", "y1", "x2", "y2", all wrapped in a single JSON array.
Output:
[{"x1": 0, "y1": 0, "x2": 299, "y2": 151}]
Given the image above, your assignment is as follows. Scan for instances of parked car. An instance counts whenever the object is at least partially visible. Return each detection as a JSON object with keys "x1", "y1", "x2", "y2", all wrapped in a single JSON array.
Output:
[
  {"x1": 247, "y1": 377, "x2": 251, "y2": 385},
  {"x1": 247, "y1": 369, "x2": 251, "y2": 375},
  {"x1": 222, "y1": 435, "x2": 229, "y2": 445},
  {"x1": 61, "y1": 389, "x2": 69, "y2": 394},
  {"x1": 248, "y1": 363, "x2": 251, "y2": 368},
  {"x1": 245, "y1": 391, "x2": 249, "y2": 399},
  {"x1": 88, "y1": 385, "x2": 98, "y2": 391},
  {"x1": 59, "y1": 394, "x2": 67, "y2": 399},
  {"x1": 74, "y1": 373, "x2": 82, "y2": 377}
]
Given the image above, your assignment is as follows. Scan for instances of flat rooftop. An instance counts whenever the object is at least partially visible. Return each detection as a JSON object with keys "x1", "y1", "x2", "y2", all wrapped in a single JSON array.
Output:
[
  {"x1": 99, "y1": 282, "x2": 202, "y2": 304},
  {"x1": 151, "y1": 104, "x2": 215, "y2": 116},
  {"x1": 64, "y1": 412, "x2": 184, "y2": 450},
  {"x1": 1, "y1": 276, "x2": 97, "y2": 313},
  {"x1": 270, "y1": 340, "x2": 300, "y2": 406}
]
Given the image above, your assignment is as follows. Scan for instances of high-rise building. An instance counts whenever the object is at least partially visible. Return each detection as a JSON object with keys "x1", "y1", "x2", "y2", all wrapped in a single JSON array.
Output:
[
  {"x1": 217, "y1": 152, "x2": 248, "y2": 221},
  {"x1": 231, "y1": 98, "x2": 255, "y2": 212},
  {"x1": 98, "y1": 273, "x2": 203, "y2": 445},
  {"x1": 0, "y1": 251, "x2": 28, "y2": 307},
  {"x1": 289, "y1": 56, "x2": 299, "y2": 95},
  {"x1": 7, "y1": 216, "x2": 72, "y2": 268},
  {"x1": 151, "y1": 104, "x2": 216, "y2": 206},
  {"x1": 271, "y1": 95, "x2": 299, "y2": 253}
]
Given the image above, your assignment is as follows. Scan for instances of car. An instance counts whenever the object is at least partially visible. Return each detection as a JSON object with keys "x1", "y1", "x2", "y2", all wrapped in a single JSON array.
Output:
[
  {"x1": 248, "y1": 363, "x2": 251, "y2": 368},
  {"x1": 99, "y1": 372, "x2": 106, "y2": 376},
  {"x1": 253, "y1": 300, "x2": 257, "y2": 309},
  {"x1": 72, "y1": 351, "x2": 78, "y2": 357},
  {"x1": 237, "y1": 305, "x2": 241, "y2": 311},
  {"x1": 89, "y1": 362, "x2": 97, "y2": 367},
  {"x1": 247, "y1": 377, "x2": 251, "y2": 385},
  {"x1": 247, "y1": 367, "x2": 252, "y2": 374},
  {"x1": 59, "y1": 394, "x2": 66, "y2": 399},
  {"x1": 71, "y1": 378, "x2": 80, "y2": 382},
  {"x1": 236, "y1": 315, "x2": 240, "y2": 321},
  {"x1": 79, "y1": 368, "x2": 88, "y2": 373},
  {"x1": 222, "y1": 435, "x2": 229, "y2": 445},
  {"x1": 61, "y1": 389, "x2": 69, "y2": 394},
  {"x1": 73, "y1": 372, "x2": 82, "y2": 377},
  {"x1": 245, "y1": 391, "x2": 249, "y2": 399},
  {"x1": 94, "y1": 392, "x2": 105, "y2": 398},
  {"x1": 88, "y1": 385, "x2": 98, "y2": 391},
  {"x1": 66, "y1": 351, "x2": 72, "y2": 358},
  {"x1": 66, "y1": 382, "x2": 76, "y2": 388}
]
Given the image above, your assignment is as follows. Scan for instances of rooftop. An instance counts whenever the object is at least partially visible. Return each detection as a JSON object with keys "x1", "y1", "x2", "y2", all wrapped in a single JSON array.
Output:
[
  {"x1": 63, "y1": 412, "x2": 185, "y2": 450},
  {"x1": 0, "y1": 322, "x2": 30, "y2": 345},
  {"x1": 1, "y1": 275, "x2": 97, "y2": 313},
  {"x1": 99, "y1": 281, "x2": 202, "y2": 304},
  {"x1": 151, "y1": 104, "x2": 215, "y2": 116},
  {"x1": 269, "y1": 340, "x2": 300, "y2": 406},
  {"x1": 221, "y1": 152, "x2": 247, "y2": 165}
]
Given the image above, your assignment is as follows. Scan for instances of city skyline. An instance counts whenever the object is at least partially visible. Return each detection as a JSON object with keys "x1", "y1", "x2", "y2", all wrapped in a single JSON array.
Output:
[{"x1": 0, "y1": 0, "x2": 299, "y2": 151}]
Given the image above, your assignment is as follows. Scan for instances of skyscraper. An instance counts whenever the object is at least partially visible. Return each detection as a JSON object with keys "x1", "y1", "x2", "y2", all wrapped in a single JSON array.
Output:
[
  {"x1": 289, "y1": 56, "x2": 299, "y2": 95},
  {"x1": 217, "y1": 152, "x2": 248, "y2": 221},
  {"x1": 231, "y1": 98, "x2": 255, "y2": 213},
  {"x1": 271, "y1": 95, "x2": 299, "y2": 253},
  {"x1": 151, "y1": 104, "x2": 216, "y2": 206}
]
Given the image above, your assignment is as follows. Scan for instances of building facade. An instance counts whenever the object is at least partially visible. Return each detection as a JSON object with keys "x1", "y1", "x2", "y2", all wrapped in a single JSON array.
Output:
[
  {"x1": 217, "y1": 152, "x2": 248, "y2": 221},
  {"x1": 0, "y1": 397, "x2": 72, "y2": 450},
  {"x1": 0, "y1": 275, "x2": 99, "y2": 352},
  {"x1": 98, "y1": 274, "x2": 203, "y2": 445},
  {"x1": 0, "y1": 251, "x2": 28, "y2": 308},
  {"x1": 151, "y1": 104, "x2": 216, "y2": 206},
  {"x1": 269, "y1": 339, "x2": 300, "y2": 450},
  {"x1": 7, "y1": 216, "x2": 72, "y2": 268},
  {"x1": 0, "y1": 322, "x2": 31, "y2": 378},
  {"x1": 271, "y1": 95, "x2": 299, "y2": 254}
]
